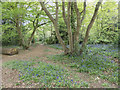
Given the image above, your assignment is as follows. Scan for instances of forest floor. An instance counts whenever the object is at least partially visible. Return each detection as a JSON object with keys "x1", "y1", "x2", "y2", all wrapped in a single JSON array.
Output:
[{"x1": 1, "y1": 43, "x2": 118, "y2": 88}]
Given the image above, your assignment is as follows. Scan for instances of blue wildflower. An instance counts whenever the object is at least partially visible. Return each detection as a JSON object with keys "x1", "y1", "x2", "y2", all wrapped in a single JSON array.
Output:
[
  {"x1": 82, "y1": 65, "x2": 85, "y2": 67},
  {"x1": 36, "y1": 74, "x2": 38, "y2": 76},
  {"x1": 111, "y1": 60, "x2": 114, "y2": 63},
  {"x1": 71, "y1": 80, "x2": 73, "y2": 82},
  {"x1": 59, "y1": 80, "x2": 61, "y2": 82},
  {"x1": 104, "y1": 59, "x2": 106, "y2": 62},
  {"x1": 57, "y1": 76, "x2": 59, "y2": 79}
]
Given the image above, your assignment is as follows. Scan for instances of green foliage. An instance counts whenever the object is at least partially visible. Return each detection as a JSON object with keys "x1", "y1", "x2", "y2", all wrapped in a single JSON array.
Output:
[
  {"x1": 87, "y1": 1, "x2": 118, "y2": 44},
  {"x1": 2, "y1": 1, "x2": 118, "y2": 46},
  {"x1": 3, "y1": 60, "x2": 89, "y2": 88},
  {"x1": 47, "y1": 44, "x2": 118, "y2": 85}
]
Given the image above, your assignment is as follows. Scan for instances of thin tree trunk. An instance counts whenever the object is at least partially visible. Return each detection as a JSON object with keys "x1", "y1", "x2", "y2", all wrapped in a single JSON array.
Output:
[
  {"x1": 62, "y1": 1, "x2": 67, "y2": 26},
  {"x1": 43, "y1": 27, "x2": 45, "y2": 42},
  {"x1": 80, "y1": 0, "x2": 103, "y2": 54},
  {"x1": 28, "y1": 27, "x2": 37, "y2": 46},
  {"x1": 40, "y1": 2, "x2": 69, "y2": 54},
  {"x1": 71, "y1": 2, "x2": 76, "y2": 50},
  {"x1": 51, "y1": 24, "x2": 52, "y2": 38}
]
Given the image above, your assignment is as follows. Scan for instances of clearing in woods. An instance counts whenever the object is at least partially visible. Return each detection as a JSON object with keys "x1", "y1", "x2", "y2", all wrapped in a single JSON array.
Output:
[{"x1": 1, "y1": 44, "x2": 118, "y2": 88}]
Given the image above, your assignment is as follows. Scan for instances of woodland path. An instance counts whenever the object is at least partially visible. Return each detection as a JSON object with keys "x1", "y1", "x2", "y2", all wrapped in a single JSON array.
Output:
[
  {"x1": 1, "y1": 44, "x2": 118, "y2": 88},
  {"x1": 2, "y1": 44, "x2": 62, "y2": 88}
]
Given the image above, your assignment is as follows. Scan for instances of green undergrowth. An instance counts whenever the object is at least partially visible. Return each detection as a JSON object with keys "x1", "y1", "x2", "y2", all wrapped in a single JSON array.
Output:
[
  {"x1": 3, "y1": 60, "x2": 89, "y2": 88},
  {"x1": 47, "y1": 45, "x2": 118, "y2": 85},
  {"x1": 48, "y1": 44, "x2": 63, "y2": 50}
]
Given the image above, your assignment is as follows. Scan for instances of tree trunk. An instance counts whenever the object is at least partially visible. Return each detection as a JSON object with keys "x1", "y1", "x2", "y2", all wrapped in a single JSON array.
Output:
[
  {"x1": 67, "y1": 2, "x2": 73, "y2": 53},
  {"x1": 43, "y1": 27, "x2": 46, "y2": 43},
  {"x1": 40, "y1": 2, "x2": 69, "y2": 54},
  {"x1": 80, "y1": 0, "x2": 103, "y2": 54},
  {"x1": 74, "y1": 0, "x2": 86, "y2": 54},
  {"x1": 71, "y1": 2, "x2": 76, "y2": 52},
  {"x1": 27, "y1": 27, "x2": 37, "y2": 46},
  {"x1": 15, "y1": 18, "x2": 28, "y2": 49}
]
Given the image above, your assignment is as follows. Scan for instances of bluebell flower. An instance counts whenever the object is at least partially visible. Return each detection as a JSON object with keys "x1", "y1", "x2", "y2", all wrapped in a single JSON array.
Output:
[
  {"x1": 104, "y1": 59, "x2": 106, "y2": 62},
  {"x1": 36, "y1": 74, "x2": 38, "y2": 76},
  {"x1": 71, "y1": 80, "x2": 73, "y2": 82},
  {"x1": 99, "y1": 67, "x2": 101, "y2": 69},
  {"x1": 82, "y1": 65, "x2": 85, "y2": 67},
  {"x1": 111, "y1": 60, "x2": 114, "y2": 63},
  {"x1": 57, "y1": 76, "x2": 59, "y2": 79},
  {"x1": 59, "y1": 80, "x2": 61, "y2": 82}
]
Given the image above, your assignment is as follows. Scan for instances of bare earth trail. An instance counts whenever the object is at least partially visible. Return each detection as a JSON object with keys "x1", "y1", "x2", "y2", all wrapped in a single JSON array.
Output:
[{"x1": 1, "y1": 44, "x2": 118, "y2": 88}]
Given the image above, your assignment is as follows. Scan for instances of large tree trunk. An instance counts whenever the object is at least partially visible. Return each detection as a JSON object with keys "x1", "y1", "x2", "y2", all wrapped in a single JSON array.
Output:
[
  {"x1": 74, "y1": 0, "x2": 86, "y2": 54},
  {"x1": 80, "y1": 0, "x2": 103, "y2": 54},
  {"x1": 67, "y1": 2, "x2": 74, "y2": 53}
]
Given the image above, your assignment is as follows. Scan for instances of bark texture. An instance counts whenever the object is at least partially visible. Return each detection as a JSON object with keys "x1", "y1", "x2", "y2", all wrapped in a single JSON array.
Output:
[
  {"x1": 40, "y1": 2, "x2": 69, "y2": 54},
  {"x1": 80, "y1": 0, "x2": 103, "y2": 54}
]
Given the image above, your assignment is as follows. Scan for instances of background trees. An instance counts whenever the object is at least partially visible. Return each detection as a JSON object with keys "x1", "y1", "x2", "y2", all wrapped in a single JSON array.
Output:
[{"x1": 2, "y1": 0, "x2": 118, "y2": 54}]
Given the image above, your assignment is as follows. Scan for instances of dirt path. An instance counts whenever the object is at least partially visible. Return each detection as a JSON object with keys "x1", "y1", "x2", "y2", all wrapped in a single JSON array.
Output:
[
  {"x1": 2, "y1": 44, "x2": 62, "y2": 63},
  {"x1": 1, "y1": 44, "x2": 118, "y2": 88},
  {"x1": 2, "y1": 44, "x2": 63, "y2": 88}
]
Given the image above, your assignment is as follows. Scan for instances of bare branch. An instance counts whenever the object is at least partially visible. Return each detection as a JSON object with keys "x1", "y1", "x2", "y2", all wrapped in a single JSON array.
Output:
[
  {"x1": 81, "y1": 0, "x2": 86, "y2": 23},
  {"x1": 40, "y1": 2, "x2": 55, "y2": 24},
  {"x1": 37, "y1": 21, "x2": 51, "y2": 27}
]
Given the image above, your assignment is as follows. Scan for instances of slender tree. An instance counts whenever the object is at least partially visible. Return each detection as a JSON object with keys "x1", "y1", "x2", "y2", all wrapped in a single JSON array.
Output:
[{"x1": 40, "y1": 1, "x2": 69, "y2": 54}]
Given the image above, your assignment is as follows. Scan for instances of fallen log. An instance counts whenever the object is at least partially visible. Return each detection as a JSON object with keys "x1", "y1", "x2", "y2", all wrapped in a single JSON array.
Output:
[{"x1": 2, "y1": 48, "x2": 19, "y2": 55}]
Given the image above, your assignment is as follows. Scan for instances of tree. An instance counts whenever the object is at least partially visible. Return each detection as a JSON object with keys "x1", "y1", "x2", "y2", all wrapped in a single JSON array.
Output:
[
  {"x1": 2, "y1": 2, "x2": 49, "y2": 49},
  {"x1": 80, "y1": 0, "x2": 103, "y2": 54},
  {"x1": 40, "y1": 0, "x2": 102, "y2": 55},
  {"x1": 40, "y1": 1, "x2": 69, "y2": 54}
]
